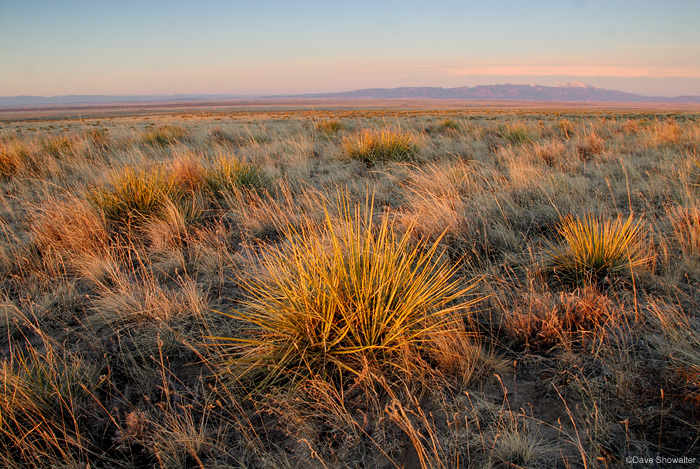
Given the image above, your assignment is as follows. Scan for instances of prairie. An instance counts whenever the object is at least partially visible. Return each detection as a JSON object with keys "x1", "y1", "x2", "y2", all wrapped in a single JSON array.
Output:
[{"x1": 0, "y1": 106, "x2": 699, "y2": 467}]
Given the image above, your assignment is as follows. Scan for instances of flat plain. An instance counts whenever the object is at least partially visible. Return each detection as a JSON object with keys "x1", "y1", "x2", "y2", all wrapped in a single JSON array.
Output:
[{"x1": 1, "y1": 102, "x2": 699, "y2": 467}]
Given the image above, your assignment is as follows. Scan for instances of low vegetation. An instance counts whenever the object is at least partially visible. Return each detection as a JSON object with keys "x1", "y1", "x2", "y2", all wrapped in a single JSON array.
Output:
[
  {"x1": 342, "y1": 127, "x2": 422, "y2": 164},
  {"x1": 0, "y1": 108, "x2": 699, "y2": 467},
  {"x1": 547, "y1": 213, "x2": 652, "y2": 286}
]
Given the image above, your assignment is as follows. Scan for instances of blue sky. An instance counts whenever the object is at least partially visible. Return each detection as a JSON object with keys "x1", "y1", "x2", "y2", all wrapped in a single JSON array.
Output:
[{"x1": 1, "y1": 0, "x2": 699, "y2": 96}]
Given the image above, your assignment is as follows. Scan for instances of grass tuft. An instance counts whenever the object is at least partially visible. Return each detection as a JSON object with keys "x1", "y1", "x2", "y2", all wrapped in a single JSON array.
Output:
[
  {"x1": 214, "y1": 196, "x2": 481, "y2": 388},
  {"x1": 142, "y1": 125, "x2": 188, "y2": 147},
  {"x1": 342, "y1": 128, "x2": 422, "y2": 164},
  {"x1": 87, "y1": 166, "x2": 182, "y2": 228},
  {"x1": 547, "y1": 213, "x2": 653, "y2": 286},
  {"x1": 204, "y1": 156, "x2": 270, "y2": 197},
  {"x1": 0, "y1": 149, "x2": 21, "y2": 180},
  {"x1": 0, "y1": 342, "x2": 103, "y2": 466},
  {"x1": 315, "y1": 119, "x2": 344, "y2": 134}
]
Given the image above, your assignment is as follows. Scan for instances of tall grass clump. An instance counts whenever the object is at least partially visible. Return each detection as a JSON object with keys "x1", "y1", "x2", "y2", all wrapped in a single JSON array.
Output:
[
  {"x1": 88, "y1": 166, "x2": 182, "y2": 228},
  {"x1": 668, "y1": 205, "x2": 700, "y2": 259},
  {"x1": 204, "y1": 157, "x2": 270, "y2": 197},
  {"x1": 142, "y1": 125, "x2": 188, "y2": 147},
  {"x1": 342, "y1": 129, "x2": 422, "y2": 164},
  {"x1": 315, "y1": 119, "x2": 344, "y2": 134},
  {"x1": 0, "y1": 149, "x2": 21, "y2": 180},
  {"x1": 500, "y1": 124, "x2": 533, "y2": 145},
  {"x1": 0, "y1": 343, "x2": 104, "y2": 466},
  {"x1": 41, "y1": 134, "x2": 75, "y2": 158},
  {"x1": 215, "y1": 196, "x2": 480, "y2": 388},
  {"x1": 547, "y1": 214, "x2": 653, "y2": 286}
]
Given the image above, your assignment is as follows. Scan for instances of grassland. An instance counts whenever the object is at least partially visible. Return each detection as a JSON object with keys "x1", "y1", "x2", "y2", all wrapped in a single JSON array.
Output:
[{"x1": 0, "y1": 106, "x2": 699, "y2": 467}]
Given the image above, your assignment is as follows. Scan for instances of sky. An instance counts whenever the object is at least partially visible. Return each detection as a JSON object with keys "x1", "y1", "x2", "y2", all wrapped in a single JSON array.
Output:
[{"x1": 1, "y1": 0, "x2": 699, "y2": 97}]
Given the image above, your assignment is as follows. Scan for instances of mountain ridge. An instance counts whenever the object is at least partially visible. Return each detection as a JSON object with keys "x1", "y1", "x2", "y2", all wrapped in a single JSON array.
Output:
[
  {"x1": 292, "y1": 83, "x2": 700, "y2": 103},
  {"x1": 2, "y1": 84, "x2": 700, "y2": 107}
]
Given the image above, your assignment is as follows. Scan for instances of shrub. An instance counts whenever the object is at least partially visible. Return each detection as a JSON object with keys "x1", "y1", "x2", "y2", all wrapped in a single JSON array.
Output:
[
  {"x1": 342, "y1": 129, "x2": 422, "y2": 164},
  {"x1": 547, "y1": 213, "x2": 653, "y2": 286},
  {"x1": 215, "y1": 197, "x2": 480, "y2": 388},
  {"x1": 576, "y1": 134, "x2": 605, "y2": 160}
]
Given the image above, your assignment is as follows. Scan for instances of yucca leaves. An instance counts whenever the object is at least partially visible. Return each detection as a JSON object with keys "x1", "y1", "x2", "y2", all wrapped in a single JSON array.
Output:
[
  {"x1": 342, "y1": 129, "x2": 422, "y2": 164},
  {"x1": 548, "y1": 213, "x2": 652, "y2": 285},
  {"x1": 214, "y1": 196, "x2": 480, "y2": 387}
]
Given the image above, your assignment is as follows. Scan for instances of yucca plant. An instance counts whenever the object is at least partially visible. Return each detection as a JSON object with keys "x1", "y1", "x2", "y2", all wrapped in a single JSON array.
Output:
[
  {"x1": 438, "y1": 118, "x2": 460, "y2": 133},
  {"x1": 316, "y1": 119, "x2": 344, "y2": 134},
  {"x1": 142, "y1": 125, "x2": 188, "y2": 147},
  {"x1": 204, "y1": 157, "x2": 270, "y2": 197},
  {"x1": 213, "y1": 196, "x2": 480, "y2": 388},
  {"x1": 500, "y1": 125, "x2": 533, "y2": 145},
  {"x1": 87, "y1": 166, "x2": 183, "y2": 227},
  {"x1": 342, "y1": 129, "x2": 422, "y2": 164},
  {"x1": 547, "y1": 213, "x2": 653, "y2": 286}
]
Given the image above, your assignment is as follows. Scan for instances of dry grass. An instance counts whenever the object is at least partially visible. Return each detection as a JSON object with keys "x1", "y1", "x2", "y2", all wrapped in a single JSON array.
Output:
[{"x1": 0, "y1": 109, "x2": 699, "y2": 467}]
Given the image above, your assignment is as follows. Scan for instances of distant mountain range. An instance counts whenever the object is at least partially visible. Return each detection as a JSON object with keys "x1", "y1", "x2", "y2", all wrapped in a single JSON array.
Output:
[
  {"x1": 0, "y1": 94, "x2": 241, "y2": 108},
  {"x1": 294, "y1": 82, "x2": 700, "y2": 103},
  {"x1": 2, "y1": 83, "x2": 700, "y2": 107}
]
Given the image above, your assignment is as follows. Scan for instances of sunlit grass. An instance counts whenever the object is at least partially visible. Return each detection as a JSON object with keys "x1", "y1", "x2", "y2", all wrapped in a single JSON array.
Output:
[
  {"x1": 214, "y1": 195, "x2": 481, "y2": 388},
  {"x1": 142, "y1": 125, "x2": 188, "y2": 147},
  {"x1": 547, "y1": 213, "x2": 653, "y2": 285},
  {"x1": 87, "y1": 166, "x2": 183, "y2": 228},
  {"x1": 342, "y1": 128, "x2": 422, "y2": 164},
  {"x1": 203, "y1": 156, "x2": 270, "y2": 197}
]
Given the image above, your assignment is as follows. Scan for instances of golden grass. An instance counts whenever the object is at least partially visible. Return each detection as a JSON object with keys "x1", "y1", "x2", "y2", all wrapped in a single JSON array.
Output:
[
  {"x1": 342, "y1": 128, "x2": 422, "y2": 164},
  {"x1": 547, "y1": 213, "x2": 653, "y2": 285},
  {"x1": 88, "y1": 165, "x2": 183, "y2": 228},
  {"x1": 1, "y1": 109, "x2": 699, "y2": 467}
]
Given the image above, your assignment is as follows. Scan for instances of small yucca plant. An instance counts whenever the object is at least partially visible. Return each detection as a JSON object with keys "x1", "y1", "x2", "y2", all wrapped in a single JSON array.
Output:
[
  {"x1": 142, "y1": 125, "x2": 188, "y2": 147},
  {"x1": 547, "y1": 213, "x2": 653, "y2": 285},
  {"x1": 500, "y1": 125, "x2": 533, "y2": 145},
  {"x1": 438, "y1": 118, "x2": 460, "y2": 133},
  {"x1": 204, "y1": 157, "x2": 270, "y2": 197},
  {"x1": 342, "y1": 129, "x2": 422, "y2": 164},
  {"x1": 87, "y1": 166, "x2": 182, "y2": 227},
  {"x1": 214, "y1": 197, "x2": 480, "y2": 388},
  {"x1": 316, "y1": 119, "x2": 344, "y2": 134}
]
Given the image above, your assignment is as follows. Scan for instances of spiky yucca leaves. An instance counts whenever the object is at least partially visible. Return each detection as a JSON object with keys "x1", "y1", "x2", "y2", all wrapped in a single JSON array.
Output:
[
  {"x1": 142, "y1": 125, "x2": 188, "y2": 147},
  {"x1": 547, "y1": 214, "x2": 652, "y2": 286},
  {"x1": 88, "y1": 166, "x2": 183, "y2": 228},
  {"x1": 215, "y1": 197, "x2": 480, "y2": 388},
  {"x1": 315, "y1": 119, "x2": 344, "y2": 134},
  {"x1": 342, "y1": 129, "x2": 422, "y2": 164},
  {"x1": 204, "y1": 157, "x2": 270, "y2": 197}
]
